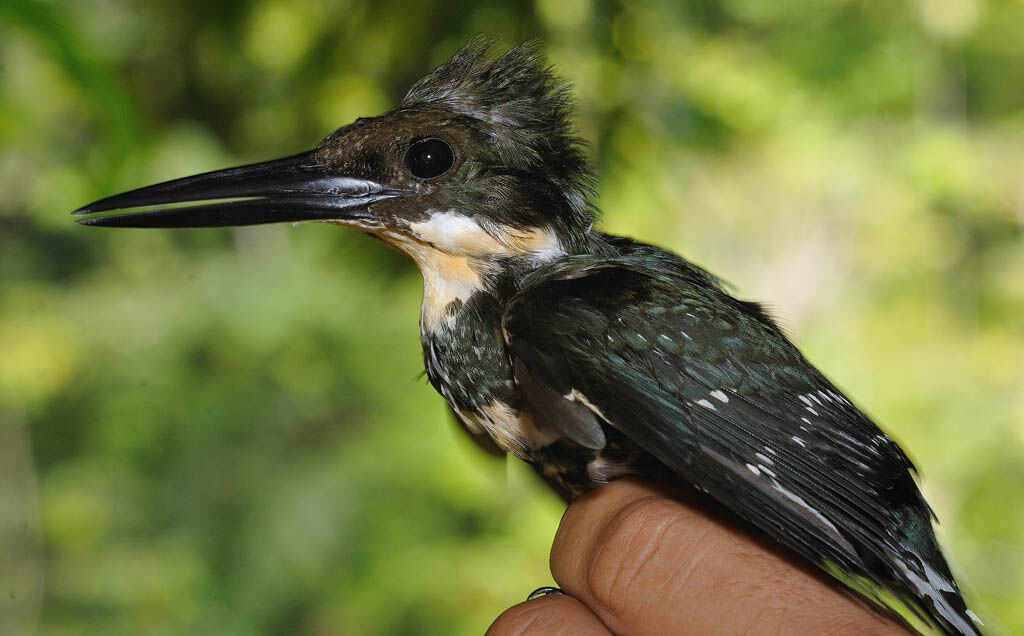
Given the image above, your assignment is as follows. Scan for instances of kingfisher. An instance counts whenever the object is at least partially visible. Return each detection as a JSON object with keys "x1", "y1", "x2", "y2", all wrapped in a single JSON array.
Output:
[{"x1": 74, "y1": 40, "x2": 982, "y2": 635}]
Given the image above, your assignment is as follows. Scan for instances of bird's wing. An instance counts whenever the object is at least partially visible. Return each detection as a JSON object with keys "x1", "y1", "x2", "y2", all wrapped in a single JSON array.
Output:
[{"x1": 502, "y1": 257, "x2": 974, "y2": 633}]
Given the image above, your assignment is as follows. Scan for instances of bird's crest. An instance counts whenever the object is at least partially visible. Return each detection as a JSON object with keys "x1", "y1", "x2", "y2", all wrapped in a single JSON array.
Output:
[{"x1": 402, "y1": 38, "x2": 571, "y2": 133}]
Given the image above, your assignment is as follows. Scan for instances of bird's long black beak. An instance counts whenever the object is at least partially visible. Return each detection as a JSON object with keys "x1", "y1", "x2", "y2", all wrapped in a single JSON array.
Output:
[{"x1": 74, "y1": 151, "x2": 406, "y2": 228}]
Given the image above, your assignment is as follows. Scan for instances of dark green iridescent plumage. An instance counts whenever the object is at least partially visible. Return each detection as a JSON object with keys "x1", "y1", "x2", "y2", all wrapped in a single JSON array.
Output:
[
  {"x1": 407, "y1": 45, "x2": 980, "y2": 634},
  {"x1": 504, "y1": 238, "x2": 971, "y2": 629},
  {"x1": 75, "y1": 39, "x2": 983, "y2": 636},
  {"x1": 414, "y1": 227, "x2": 980, "y2": 634}
]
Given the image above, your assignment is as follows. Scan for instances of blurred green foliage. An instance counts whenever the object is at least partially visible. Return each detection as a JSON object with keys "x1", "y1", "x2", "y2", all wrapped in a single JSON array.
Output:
[{"x1": 1, "y1": 0, "x2": 1022, "y2": 634}]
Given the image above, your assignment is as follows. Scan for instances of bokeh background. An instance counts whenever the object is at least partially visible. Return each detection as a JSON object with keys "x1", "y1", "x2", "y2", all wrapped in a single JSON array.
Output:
[{"x1": 2, "y1": 0, "x2": 1022, "y2": 634}]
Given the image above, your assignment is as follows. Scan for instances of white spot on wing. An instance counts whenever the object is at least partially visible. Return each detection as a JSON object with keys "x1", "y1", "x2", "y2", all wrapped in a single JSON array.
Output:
[
  {"x1": 569, "y1": 389, "x2": 612, "y2": 424},
  {"x1": 709, "y1": 389, "x2": 729, "y2": 403},
  {"x1": 746, "y1": 463, "x2": 761, "y2": 477},
  {"x1": 772, "y1": 483, "x2": 841, "y2": 535},
  {"x1": 891, "y1": 559, "x2": 978, "y2": 634},
  {"x1": 828, "y1": 390, "x2": 850, "y2": 405},
  {"x1": 695, "y1": 399, "x2": 716, "y2": 411},
  {"x1": 792, "y1": 436, "x2": 807, "y2": 447}
]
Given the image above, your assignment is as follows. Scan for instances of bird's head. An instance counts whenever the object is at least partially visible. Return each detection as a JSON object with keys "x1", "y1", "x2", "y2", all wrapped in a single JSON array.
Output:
[{"x1": 75, "y1": 40, "x2": 597, "y2": 319}]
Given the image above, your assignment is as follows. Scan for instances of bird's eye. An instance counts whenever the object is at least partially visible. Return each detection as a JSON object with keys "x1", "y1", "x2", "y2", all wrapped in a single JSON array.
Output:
[{"x1": 404, "y1": 138, "x2": 455, "y2": 179}]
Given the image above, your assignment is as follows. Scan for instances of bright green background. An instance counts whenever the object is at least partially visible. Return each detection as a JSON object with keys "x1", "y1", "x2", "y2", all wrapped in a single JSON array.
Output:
[{"x1": 1, "y1": 0, "x2": 1022, "y2": 634}]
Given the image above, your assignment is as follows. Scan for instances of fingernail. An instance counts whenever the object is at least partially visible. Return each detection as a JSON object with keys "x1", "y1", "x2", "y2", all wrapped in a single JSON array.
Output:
[{"x1": 527, "y1": 586, "x2": 565, "y2": 601}]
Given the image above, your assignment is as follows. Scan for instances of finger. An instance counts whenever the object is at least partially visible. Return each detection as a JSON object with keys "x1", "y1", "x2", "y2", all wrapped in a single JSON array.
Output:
[
  {"x1": 486, "y1": 594, "x2": 614, "y2": 636},
  {"x1": 551, "y1": 478, "x2": 909, "y2": 636}
]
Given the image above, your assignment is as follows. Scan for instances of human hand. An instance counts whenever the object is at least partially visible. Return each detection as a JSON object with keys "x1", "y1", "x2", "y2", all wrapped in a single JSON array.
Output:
[{"x1": 487, "y1": 478, "x2": 910, "y2": 635}]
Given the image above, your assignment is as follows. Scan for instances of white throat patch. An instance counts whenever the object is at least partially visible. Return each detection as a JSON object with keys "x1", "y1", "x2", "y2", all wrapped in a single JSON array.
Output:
[
  {"x1": 381, "y1": 210, "x2": 564, "y2": 333},
  {"x1": 408, "y1": 211, "x2": 564, "y2": 261}
]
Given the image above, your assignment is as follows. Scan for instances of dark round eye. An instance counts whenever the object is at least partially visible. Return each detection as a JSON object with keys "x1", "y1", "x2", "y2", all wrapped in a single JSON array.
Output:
[{"x1": 404, "y1": 138, "x2": 455, "y2": 179}]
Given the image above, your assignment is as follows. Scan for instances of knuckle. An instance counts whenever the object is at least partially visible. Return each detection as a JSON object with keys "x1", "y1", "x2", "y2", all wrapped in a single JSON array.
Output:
[
  {"x1": 486, "y1": 602, "x2": 547, "y2": 636},
  {"x1": 583, "y1": 496, "x2": 680, "y2": 616}
]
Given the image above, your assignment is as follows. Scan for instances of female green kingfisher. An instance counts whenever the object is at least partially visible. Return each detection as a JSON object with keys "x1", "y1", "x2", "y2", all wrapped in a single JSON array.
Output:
[{"x1": 74, "y1": 39, "x2": 982, "y2": 635}]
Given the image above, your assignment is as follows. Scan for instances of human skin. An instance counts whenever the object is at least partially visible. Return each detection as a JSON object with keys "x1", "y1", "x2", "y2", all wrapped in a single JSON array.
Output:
[{"x1": 487, "y1": 478, "x2": 912, "y2": 636}]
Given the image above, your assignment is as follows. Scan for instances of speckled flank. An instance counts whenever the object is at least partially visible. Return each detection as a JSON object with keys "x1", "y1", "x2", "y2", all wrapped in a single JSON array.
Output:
[
  {"x1": 474, "y1": 401, "x2": 556, "y2": 459},
  {"x1": 419, "y1": 277, "x2": 666, "y2": 497},
  {"x1": 422, "y1": 292, "x2": 520, "y2": 427}
]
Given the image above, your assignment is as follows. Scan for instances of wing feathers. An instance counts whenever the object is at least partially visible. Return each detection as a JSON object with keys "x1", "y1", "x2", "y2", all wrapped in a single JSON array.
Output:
[
  {"x1": 513, "y1": 354, "x2": 606, "y2": 449},
  {"x1": 502, "y1": 253, "x2": 976, "y2": 634}
]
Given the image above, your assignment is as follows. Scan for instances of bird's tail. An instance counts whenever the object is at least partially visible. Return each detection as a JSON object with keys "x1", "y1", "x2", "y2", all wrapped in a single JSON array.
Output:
[
  {"x1": 887, "y1": 504, "x2": 983, "y2": 636},
  {"x1": 891, "y1": 557, "x2": 983, "y2": 635}
]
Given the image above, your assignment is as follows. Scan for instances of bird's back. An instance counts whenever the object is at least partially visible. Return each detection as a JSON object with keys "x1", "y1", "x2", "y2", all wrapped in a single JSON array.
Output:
[{"x1": 493, "y1": 234, "x2": 978, "y2": 634}]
